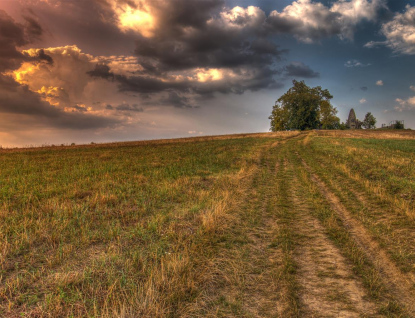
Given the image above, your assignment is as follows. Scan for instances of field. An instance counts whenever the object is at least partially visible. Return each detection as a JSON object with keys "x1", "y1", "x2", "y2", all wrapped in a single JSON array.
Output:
[{"x1": 1, "y1": 130, "x2": 415, "y2": 317}]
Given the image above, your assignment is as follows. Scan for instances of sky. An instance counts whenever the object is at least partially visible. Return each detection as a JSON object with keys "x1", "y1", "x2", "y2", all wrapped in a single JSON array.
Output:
[{"x1": 0, "y1": 0, "x2": 415, "y2": 147}]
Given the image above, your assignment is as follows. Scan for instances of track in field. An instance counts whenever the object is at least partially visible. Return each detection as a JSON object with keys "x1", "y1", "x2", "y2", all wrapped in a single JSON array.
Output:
[
  {"x1": 213, "y1": 135, "x2": 414, "y2": 317},
  {"x1": 3, "y1": 133, "x2": 414, "y2": 317}
]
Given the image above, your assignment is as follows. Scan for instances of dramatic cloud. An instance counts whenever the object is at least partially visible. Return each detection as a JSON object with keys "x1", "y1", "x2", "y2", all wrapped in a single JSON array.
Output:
[
  {"x1": 366, "y1": 5, "x2": 415, "y2": 55},
  {"x1": 84, "y1": 1, "x2": 288, "y2": 103},
  {"x1": 12, "y1": 46, "x2": 102, "y2": 109},
  {"x1": 0, "y1": 12, "x2": 119, "y2": 131},
  {"x1": 266, "y1": 0, "x2": 386, "y2": 43},
  {"x1": 11, "y1": 0, "x2": 140, "y2": 56},
  {"x1": 345, "y1": 59, "x2": 371, "y2": 67},
  {"x1": 283, "y1": 62, "x2": 320, "y2": 78},
  {"x1": 0, "y1": 73, "x2": 118, "y2": 129},
  {"x1": 81, "y1": 0, "x2": 384, "y2": 103},
  {"x1": 5, "y1": 0, "x2": 387, "y2": 113},
  {"x1": 87, "y1": 64, "x2": 114, "y2": 80},
  {"x1": 14, "y1": 44, "x2": 283, "y2": 114},
  {"x1": 109, "y1": 0, "x2": 225, "y2": 37},
  {"x1": 376, "y1": 80, "x2": 384, "y2": 86}
]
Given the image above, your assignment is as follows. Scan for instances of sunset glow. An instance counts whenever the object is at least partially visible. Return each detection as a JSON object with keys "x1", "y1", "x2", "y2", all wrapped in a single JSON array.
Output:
[
  {"x1": 36, "y1": 86, "x2": 63, "y2": 107},
  {"x1": 196, "y1": 69, "x2": 224, "y2": 82},
  {"x1": 11, "y1": 63, "x2": 39, "y2": 85},
  {"x1": 112, "y1": 1, "x2": 156, "y2": 37}
]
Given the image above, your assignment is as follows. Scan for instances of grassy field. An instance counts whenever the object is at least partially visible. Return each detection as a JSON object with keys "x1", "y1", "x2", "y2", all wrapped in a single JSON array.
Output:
[{"x1": 1, "y1": 130, "x2": 415, "y2": 317}]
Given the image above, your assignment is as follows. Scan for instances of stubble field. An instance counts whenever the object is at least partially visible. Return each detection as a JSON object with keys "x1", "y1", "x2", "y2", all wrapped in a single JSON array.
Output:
[{"x1": 1, "y1": 130, "x2": 415, "y2": 317}]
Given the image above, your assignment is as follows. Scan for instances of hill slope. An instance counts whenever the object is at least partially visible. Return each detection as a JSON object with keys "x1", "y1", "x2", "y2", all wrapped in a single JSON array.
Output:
[{"x1": 1, "y1": 131, "x2": 415, "y2": 317}]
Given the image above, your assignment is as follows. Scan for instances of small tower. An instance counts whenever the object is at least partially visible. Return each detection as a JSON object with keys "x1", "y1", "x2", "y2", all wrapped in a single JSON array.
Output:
[{"x1": 347, "y1": 108, "x2": 357, "y2": 129}]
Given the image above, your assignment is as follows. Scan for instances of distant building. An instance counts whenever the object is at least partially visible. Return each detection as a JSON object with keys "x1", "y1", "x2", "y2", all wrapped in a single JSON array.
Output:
[
  {"x1": 381, "y1": 120, "x2": 404, "y2": 129},
  {"x1": 347, "y1": 108, "x2": 357, "y2": 129}
]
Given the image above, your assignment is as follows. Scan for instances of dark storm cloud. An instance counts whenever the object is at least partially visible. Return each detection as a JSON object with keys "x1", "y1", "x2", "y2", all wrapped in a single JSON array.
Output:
[
  {"x1": 87, "y1": 63, "x2": 114, "y2": 79},
  {"x1": 0, "y1": 10, "x2": 29, "y2": 71},
  {"x1": 116, "y1": 75, "x2": 190, "y2": 94},
  {"x1": 194, "y1": 68, "x2": 283, "y2": 97},
  {"x1": 153, "y1": 0, "x2": 224, "y2": 31},
  {"x1": 360, "y1": 86, "x2": 368, "y2": 91},
  {"x1": 22, "y1": 15, "x2": 43, "y2": 40},
  {"x1": 0, "y1": 9, "x2": 52, "y2": 71},
  {"x1": 283, "y1": 62, "x2": 320, "y2": 78},
  {"x1": 133, "y1": 29, "x2": 285, "y2": 74},
  {"x1": 111, "y1": 65, "x2": 282, "y2": 101},
  {"x1": 37, "y1": 49, "x2": 53, "y2": 64},
  {"x1": 10, "y1": 0, "x2": 388, "y2": 105},
  {"x1": 21, "y1": 0, "x2": 138, "y2": 56},
  {"x1": 0, "y1": 76, "x2": 53, "y2": 116},
  {"x1": 81, "y1": 1, "x2": 287, "y2": 102}
]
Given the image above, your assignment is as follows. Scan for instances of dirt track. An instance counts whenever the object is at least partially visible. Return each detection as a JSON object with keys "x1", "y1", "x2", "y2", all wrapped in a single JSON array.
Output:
[
  {"x1": 213, "y1": 134, "x2": 415, "y2": 317},
  {"x1": 301, "y1": 158, "x2": 415, "y2": 314}
]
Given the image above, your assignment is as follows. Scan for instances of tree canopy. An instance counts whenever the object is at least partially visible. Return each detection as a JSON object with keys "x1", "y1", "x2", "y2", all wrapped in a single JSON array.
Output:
[
  {"x1": 269, "y1": 80, "x2": 339, "y2": 131},
  {"x1": 362, "y1": 112, "x2": 376, "y2": 129},
  {"x1": 394, "y1": 121, "x2": 404, "y2": 129}
]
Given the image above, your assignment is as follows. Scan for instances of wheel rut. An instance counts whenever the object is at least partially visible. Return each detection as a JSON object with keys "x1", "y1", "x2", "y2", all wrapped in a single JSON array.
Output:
[
  {"x1": 299, "y1": 156, "x2": 415, "y2": 315},
  {"x1": 288, "y1": 164, "x2": 378, "y2": 317},
  {"x1": 236, "y1": 154, "x2": 289, "y2": 317},
  {"x1": 206, "y1": 145, "x2": 289, "y2": 317}
]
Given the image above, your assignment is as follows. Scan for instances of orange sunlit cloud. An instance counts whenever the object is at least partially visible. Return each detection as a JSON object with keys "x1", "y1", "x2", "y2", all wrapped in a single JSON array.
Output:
[{"x1": 110, "y1": 0, "x2": 156, "y2": 37}]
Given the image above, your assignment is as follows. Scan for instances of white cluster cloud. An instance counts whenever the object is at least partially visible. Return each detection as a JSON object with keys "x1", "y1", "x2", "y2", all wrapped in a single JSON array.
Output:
[
  {"x1": 360, "y1": 98, "x2": 367, "y2": 104},
  {"x1": 220, "y1": 6, "x2": 266, "y2": 29},
  {"x1": 395, "y1": 97, "x2": 415, "y2": 112},
  {"x1": 376, "y1": 80, "x2": 384, "y2": 86},
  {"x1": 331, "y1": 0, "x2": 384, "y2": 23},
  {"x1": 331, "y1": 0, "x2": 386, "y2": 39},
  {"x1": 267, "y1": 0, "x2": 385, "y2": 43},
  {"x1": 410, "y1": 85, "x2": 415, "y2": 92},
  {"x1": 344, "y1": 59, "x2": 371, "y2": 67},
  {"x1": 366, "y1": 5, "x2": 415, "y2": 55},
  {"x1": 268, "y1": 0, "x2": 339, "y2": 43}
]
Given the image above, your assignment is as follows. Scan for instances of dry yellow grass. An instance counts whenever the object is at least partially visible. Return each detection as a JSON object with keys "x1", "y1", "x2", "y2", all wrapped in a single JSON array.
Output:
[
  {"x1": 315, "y1": 129, "x2": 415, "y2": 139},
  {"x1": 2, "y1": 130, "x2": 415, "y2": 317}
]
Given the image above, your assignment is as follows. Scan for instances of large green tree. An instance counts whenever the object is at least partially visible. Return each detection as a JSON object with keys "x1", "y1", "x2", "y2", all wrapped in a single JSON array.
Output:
[
  {"x1": 269, "y1": 80, "x2": 338, "y2": 131},
  {"x1": 319, "y1": 100, "x2": 340, "y2": 129},
  {"x1": 362, "y1": 112, "x2": 376, "y2": 129}
]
